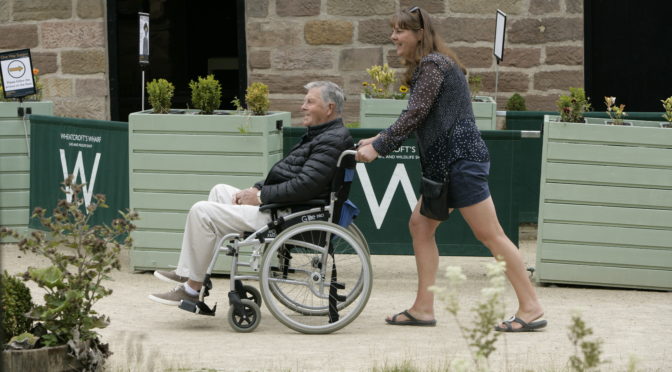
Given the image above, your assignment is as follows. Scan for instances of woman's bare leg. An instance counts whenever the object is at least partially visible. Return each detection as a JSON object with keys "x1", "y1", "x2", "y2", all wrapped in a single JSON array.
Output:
[
  {"x1": 460, "y1": 196, "x2": 544, "y2": 329},
  {"x1": 386, "y1": 198, "x2": 443, "y2": 322}
]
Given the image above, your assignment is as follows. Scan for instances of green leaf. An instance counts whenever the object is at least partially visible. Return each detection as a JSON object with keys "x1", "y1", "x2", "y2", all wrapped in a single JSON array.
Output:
[{"x1": 28, "y1": 266, "x2": 63, "y2": 288}]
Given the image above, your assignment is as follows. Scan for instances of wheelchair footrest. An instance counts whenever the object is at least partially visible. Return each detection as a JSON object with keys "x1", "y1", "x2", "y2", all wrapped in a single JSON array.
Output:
[
  {"x1": 179, "y1": 299, "x2": 217, "y2": 316},
  {"x1": 332, "y1": 282, "x2": 345, "y2": 290}
]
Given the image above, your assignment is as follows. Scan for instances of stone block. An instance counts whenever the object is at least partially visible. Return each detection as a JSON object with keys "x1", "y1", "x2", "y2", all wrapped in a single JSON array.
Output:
[
  {"x1": 246, "y1": 0, "x2": 268, "y2": 18},
  {"x1": 270, "y1": 97, "x2": 304, "y2": 123},
  {"x1": 76, "y1": 78, "x2": 107, "y2": 97},
  {"x1": 61, "y1": 49, "x2": 107, "y2": 74},
  {"x1": 41, "y1": 22, "x2": 105, "y2": 48},
  {"x1": 452, "y1": 47, "x2": 492, "y2": 68},
  {"x1": 386, "y1": 49, "x2": 403, "y2": 68},
  {"x1": 500, "y1": 48, "x2": 542, "y2": 68},
  {"x1": 399, "y1": 0, "x2": 446, "y2": 14},
  {"x1": 32, "y1": 52, "x2": 58, "y2": 74},
  {"x1": 449, "y1": 0, "x2": 525, "y2": 15},
  {"x1": 509, "y1": 18, "x2": 583, "y2": 44},
  {"x1": 358, "y1": 19, "x2": 393, "y2": 45},
  {"x1": 271, "y1": 48, "x2": 334, "y2": 70},
  {"x1": 339, "y1": 48, "x2": 383, "y2": 71},
  {"x1": 250, "y1": 73, "x2": 344, "y2": 94},
  {"x1": 41, "y1": 78, "x2": 73, "y2": 98},
  {"x1": 530, "y1": 0, "x2": 560, "y2": 14},
  {"x1": 545, "y1": 46, "x2": 583, "y2": 65},
  {"x1": 54, "y1": 97, "x2": 108, "y2": 120},
  {"x1": 77, "y1": 0, "x2": 103, "y2": 19},
  {"x1": 533, "y1": 70, "x2": 583, "y2": 91},
  {"x1": 0, "y1": 0, "x2": 10, "y2": 22},
  {"x1": 327, "y1": 0, "x2": 395, "y2": 16},
  {"x1": 435, "y1": 17, "x2": 493, "y2": 43},
  {"x1": 249, "y1": 50, "x2": 271, "y2": 70},
  {"x1": 479, "y1": 71, "x2": 530, "y2": 92},
  {"x1": 304, "y1": 20, "x2": 353, "y2": 45},
  {"x1": 0, "y1": 24, "x2": 38, "y2": 49},
  {"x1": 247, "y1": 22, "x2": 302, "y2": 47},
  {"x1": 13, "y1": 0, "x2": 71, "y2": 21},
  {"x1": 277, "y1": 0, "x2": 320, "y2": 17},
  {"x1": 525, "y1": 94, "x2": 559, "y2": 111},
  {"x1": 566, "y1": 0, "x2": 583, "y2": 14}
]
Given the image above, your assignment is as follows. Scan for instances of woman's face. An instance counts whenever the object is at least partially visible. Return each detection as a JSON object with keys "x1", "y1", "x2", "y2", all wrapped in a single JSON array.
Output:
[{"x1": 390, "y1": 24, "x2": 421, "y2": 60}]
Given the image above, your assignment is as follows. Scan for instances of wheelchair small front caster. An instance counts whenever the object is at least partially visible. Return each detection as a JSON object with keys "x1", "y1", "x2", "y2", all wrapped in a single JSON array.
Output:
[
  {"x1": 242, "y1": 285, "x2": 262, "y2": 307},
  {"x1": 228, "y1": 299, "x2": 261, "y2": 333}
]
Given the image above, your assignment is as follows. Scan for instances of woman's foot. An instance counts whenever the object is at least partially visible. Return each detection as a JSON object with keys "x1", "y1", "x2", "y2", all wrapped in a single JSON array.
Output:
[
  {"x1": 496, "y1": 308, "x2": 545, "y2": 331},
  {"x1": 385, "y1": 309, "x2": 435, "y2": 326}
]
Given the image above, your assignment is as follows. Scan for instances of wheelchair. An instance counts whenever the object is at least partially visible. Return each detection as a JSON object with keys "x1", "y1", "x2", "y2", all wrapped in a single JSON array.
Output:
[{"x1": 178, "y1": 149, "x2": 372, "y2": 334}]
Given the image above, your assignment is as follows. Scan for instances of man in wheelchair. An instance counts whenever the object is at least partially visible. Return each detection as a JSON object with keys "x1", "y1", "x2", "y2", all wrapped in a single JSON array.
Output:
[{"x1": 149, "y1": 81, "x2": 354, "y2": 306}]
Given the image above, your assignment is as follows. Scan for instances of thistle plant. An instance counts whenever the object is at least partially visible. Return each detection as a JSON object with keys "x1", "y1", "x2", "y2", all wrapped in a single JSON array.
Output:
[
  {"x1": 567, "y1": 313, "x2": 606, "y2": 372},
  {"x1": 661, "y1": 96, "x2": 672, "y2": 123},
  {"x1": 430, "y1": 261, "x2": 506, "y2": 371},
  {"x1": 604, "y1": 96, "x2": 627, "y2": 125},
  {"x1": 557, "y1": 87, "x2": 591, "y2": 123},
  {"x1": 362, "y1": 64, "x2": 407, "y2": 99}
]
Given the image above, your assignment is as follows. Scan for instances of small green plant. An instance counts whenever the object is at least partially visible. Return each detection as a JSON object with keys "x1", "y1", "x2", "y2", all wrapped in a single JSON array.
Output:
[
  {"x1": 661, "y1": 96, "x2": 672, "y2": 123},
  {"x1": 604, "y1": 96, "x2": 627, "y2": 125},
  {"x1": 506, "y1": 93, "x2": 527, "y2": 111},
  {"x1": 231, "y1": 96, "x2": 244, "y2": 113},
  {"x1": 362, "y1": 64, "x2": 407, "y2": 99},
  {"x1": 245, "y1": 82, "x2": 270, "y2": 116},
  {"x1": 189, "y1": 74, "x2": 222, "y2": 114},
  {"x1": 567, "y1": 313, "x2": 605, "y2": 372},
  {"x1": 1, "y1": 270, "x2": 35, "y2": 343},
  {"x1": 468, "y1": 75, "x2": 483, "y2": 99},
  {"x1": 146, "y1": 78, "x2": 175, "y2": 114},
  {"x1": 430, "y1": 261, "x2": 506, "y2": 371},
  {"x1": 557, "y1": 87, "x2": 591, "y2": 123},
  {"x1": 0, "y1": 177, "x2": 138, "y2": 370}
]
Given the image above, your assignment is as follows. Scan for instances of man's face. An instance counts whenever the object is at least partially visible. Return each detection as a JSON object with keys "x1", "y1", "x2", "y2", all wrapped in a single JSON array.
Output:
[{"x1": 301, "y1": 87, "x2": 332, "y2": 127}]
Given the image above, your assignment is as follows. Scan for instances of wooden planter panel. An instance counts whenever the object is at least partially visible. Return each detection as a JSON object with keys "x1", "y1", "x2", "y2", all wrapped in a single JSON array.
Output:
[
  {"x1": 536, "y1": 118, "x2": 672, "y2": 290},
  {"x1": 0, "y1": 102, "x2": 53, "y2": 241},
  {"x1": 129, "y1": 111, "x2": 289, "y2": 273}
]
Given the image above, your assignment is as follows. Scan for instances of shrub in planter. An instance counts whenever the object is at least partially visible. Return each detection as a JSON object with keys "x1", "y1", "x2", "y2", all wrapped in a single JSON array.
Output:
[
  {"x1": 245, "y1": 82, "x2": 270, "y2": 116},
  {"x1": 506, "y1": 93, "x2": 527, "y2": 111},
  {"x1": 0, "y1": 271, "x2": 34, "y2": 344},
  {"x1": 661, "y1": 96, "x2": 672, "y2": 128},
  {"x1": 556, "y1": 87, "x2": 591, "y2": 123},
  {"x1": 0, "y1": 177, "x2": 138, "y2": 371},
  {"x1": 362, "y1": 64, "x2": 408, "y2": 99},
  {"x1": 468, "y1": 74, "x2": 483, "y2": 99},
  {"x1": 189, "y1": 74, "x2": 222, "y2": 114},
  {"x1": 146, "y1": 78, "x2": 175, "y2": 114}
]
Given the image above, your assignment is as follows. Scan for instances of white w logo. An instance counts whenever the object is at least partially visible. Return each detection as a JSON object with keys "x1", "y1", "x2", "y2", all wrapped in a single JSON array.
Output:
[
  {"x1": 59, "y1": 149, "x2": 101, "y2": 210},
  {"x1": 356, "y1": 163, "x2": 418, "y2": 229}
]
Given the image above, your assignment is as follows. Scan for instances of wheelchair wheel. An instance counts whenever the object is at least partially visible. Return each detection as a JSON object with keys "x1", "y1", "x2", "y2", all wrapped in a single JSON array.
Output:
[
  {"x1": 267, "y1": 222, "x2": 370, "y2": 315},
  {"x1": 242, "y1": 284, "x2": 262, "y2": 307},
  {"x1": 227, "y1": 299, "x2": 261, "y2": 333},
  {"x1": 260, "y1": 221, "x2": 372, "y2": 334}
]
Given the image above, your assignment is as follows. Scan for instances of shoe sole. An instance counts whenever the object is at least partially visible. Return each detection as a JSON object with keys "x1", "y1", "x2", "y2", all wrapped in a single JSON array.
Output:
[
  {"x1": 147, "y1": 294, "x2": 180, "y2": 306},
  {"x1": 154, "y1": 270, "x2": 187, "y2": 284}
]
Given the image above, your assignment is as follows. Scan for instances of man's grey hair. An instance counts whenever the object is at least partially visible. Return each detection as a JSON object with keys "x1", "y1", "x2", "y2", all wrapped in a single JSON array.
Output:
[{"x1": 304, "y1": 81, "x2": 345, "y2": 115}]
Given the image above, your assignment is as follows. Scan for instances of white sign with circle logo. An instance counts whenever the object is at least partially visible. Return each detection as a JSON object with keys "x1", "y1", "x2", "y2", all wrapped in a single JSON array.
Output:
[{"x1": 0, "y1": 49, "x2": 36, "y2": 99}]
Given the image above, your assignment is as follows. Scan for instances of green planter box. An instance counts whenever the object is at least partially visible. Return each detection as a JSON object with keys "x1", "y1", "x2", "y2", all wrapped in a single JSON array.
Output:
[
  {"x1": 128, "y1": 110, "x2": 289, "y2": 273},
  {"x1": 0, "y1": 102, "x2": 53, "y2": 241},
  {"x1": 359, "y1": 94, "x2": 496, "y2": 130},
  {"x1": 536, "y1": 116, "x2": 672, "y2": 290}
]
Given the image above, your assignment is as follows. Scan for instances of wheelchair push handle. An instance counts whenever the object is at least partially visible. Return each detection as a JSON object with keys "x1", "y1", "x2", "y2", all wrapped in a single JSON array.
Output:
[{"x1": 337, "y1": 147, "x2": 358, "y2": 167}]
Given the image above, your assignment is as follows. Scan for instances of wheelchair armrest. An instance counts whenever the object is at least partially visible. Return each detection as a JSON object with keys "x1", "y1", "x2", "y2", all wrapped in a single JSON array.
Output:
[{"x1": 259, "y1": 199, "x2": 328, "y2": 212}]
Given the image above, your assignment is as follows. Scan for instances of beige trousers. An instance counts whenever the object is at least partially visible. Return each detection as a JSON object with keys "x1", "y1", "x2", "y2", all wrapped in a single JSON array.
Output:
[{"x1": 175, "y1": 184, "x2": 271, "y2": 281}]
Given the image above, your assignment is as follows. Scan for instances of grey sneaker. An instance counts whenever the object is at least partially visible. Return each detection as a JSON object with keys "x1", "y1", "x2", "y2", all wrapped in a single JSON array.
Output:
[
  {"x1": 148, "y1": 285, "x2": 198, "y2": 306},
  {"x1": 154, "y1": 270, "x2": 188, "y2": 284}
]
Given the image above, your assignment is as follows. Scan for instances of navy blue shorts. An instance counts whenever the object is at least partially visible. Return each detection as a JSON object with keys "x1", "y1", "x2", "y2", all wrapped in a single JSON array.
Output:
[{"x1": 446, "y1": 159, "x2": 491, "y2": 209}]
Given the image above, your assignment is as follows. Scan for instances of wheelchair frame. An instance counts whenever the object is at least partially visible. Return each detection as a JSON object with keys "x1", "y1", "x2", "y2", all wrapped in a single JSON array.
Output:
[{"x1": 178, "y1": 149, "x2": 372, "y2": 334}]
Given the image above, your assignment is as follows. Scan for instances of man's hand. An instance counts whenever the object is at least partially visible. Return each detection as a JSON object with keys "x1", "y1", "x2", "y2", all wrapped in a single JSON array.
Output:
[
  {"x1": 356, "y1": 144, "x2": 379, "y2": 163},
  {"x1": 233, "y1": 187, "x2": 261, "y2": 206}
]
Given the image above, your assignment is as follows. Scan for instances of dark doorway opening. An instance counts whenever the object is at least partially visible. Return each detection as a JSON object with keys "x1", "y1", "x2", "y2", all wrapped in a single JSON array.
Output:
[
  {"x1": 107, "y1": 0, "x2": 247, "y2": 121},
  {"x1": 585, "y1": 1, "x2": 672, "y2": 112}
]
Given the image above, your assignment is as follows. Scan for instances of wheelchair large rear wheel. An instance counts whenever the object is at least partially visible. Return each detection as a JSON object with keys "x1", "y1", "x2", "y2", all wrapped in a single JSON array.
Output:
[{"x1": 260, "y1": 221, "x2": 372, "y2": 334}]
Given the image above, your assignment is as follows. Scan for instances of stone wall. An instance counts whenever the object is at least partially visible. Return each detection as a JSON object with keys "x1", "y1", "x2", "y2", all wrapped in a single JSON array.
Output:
[
  {"x1": 0, "y1": 0, "x2": 108, "y2": 120},
  {"x1": 247, "y1": 0, "x2": 584, "y2": 124}
]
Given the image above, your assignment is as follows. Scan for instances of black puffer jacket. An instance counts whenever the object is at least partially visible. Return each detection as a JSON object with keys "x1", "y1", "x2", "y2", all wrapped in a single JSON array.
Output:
[{"x1": 254, "y1": 118, "x2": 353, "y2": 204}]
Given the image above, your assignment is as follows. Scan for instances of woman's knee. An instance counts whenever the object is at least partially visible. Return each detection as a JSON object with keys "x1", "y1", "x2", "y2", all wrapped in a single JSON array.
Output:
[{"x1": 409, "y1": 213, "x2": 437, "y2": 239}]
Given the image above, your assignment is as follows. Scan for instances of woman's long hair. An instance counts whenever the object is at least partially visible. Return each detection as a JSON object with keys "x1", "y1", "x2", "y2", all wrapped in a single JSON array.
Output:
[{"x1": 391, "y1": 7, "x2": 467, "y2": 85}]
